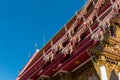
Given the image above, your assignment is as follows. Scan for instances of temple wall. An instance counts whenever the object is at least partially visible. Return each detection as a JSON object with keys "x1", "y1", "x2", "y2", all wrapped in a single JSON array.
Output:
[{"x1": 88, "y1": 13, "x2": 120, "y2": 80}]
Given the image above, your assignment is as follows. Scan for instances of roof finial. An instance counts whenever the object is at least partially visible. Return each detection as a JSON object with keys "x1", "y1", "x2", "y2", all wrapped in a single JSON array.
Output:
[
  {"x1": 64, "y1": 25, "x2": 68, "y2": 32},
  {"x1": 35, "y1": 42, "x2": 38, "y2": 49},
  {"x1": 35, "y1": 42, "x2": 39, "y2": 52},
  {"x1": 75, "y1": 11, "x2": 78, "y2": 16},
  {"x1": 28, "y1": 51, "x2": 31, "y2": 58},
  {"x1": 51, "y1": 40, "x2": 53, "y2": 47},
  {"x1": 17, "y1": 70, "x2": 20, "y2": 75},
  {"x1": 43, "y1": 49, "x2": 45, "y2": 56}
]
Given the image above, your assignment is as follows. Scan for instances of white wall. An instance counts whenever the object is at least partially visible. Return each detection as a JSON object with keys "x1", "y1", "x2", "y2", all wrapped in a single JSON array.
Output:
[
  {"x1": 118, "y1": 72, "x2": 120, "y2": 80},
  {"x1": 100, "y1": 66, "x2": 107, "y2": 80}
]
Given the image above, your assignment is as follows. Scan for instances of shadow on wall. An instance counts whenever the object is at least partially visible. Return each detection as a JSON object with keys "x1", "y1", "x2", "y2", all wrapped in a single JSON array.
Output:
[{"x1": 110, "y1": 70, "x2": 119, "y2": 80}]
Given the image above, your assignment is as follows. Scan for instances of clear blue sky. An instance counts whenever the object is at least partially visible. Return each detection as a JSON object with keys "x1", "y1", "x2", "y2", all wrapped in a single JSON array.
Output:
[{"x1": 0, "y1": 0, "x2": 85, "y2": 80}]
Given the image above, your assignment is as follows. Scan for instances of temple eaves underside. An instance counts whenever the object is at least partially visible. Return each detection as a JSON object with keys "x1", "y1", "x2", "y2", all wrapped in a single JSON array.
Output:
[{"x1": 17, "y1": 0, "x2": 120, "y2": 80}]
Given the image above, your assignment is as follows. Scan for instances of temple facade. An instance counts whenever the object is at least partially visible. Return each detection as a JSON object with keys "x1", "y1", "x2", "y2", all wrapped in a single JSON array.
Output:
[{"x1": 17, "y1": 0, "x2": 120, "y2": 80}]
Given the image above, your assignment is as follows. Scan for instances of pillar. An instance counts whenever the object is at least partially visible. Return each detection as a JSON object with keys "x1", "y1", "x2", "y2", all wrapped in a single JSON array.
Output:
[{"x1": 100, "y1": 66, "x2": 108, "y2": 80}]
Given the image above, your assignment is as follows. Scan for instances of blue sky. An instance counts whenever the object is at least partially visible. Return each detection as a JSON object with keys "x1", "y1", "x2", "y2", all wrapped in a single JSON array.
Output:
[{"x1": 0, "y1": 0, "x2": 85, "y2": 80}]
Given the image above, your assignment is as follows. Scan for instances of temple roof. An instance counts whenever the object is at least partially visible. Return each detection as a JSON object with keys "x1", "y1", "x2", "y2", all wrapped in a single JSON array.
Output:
[{"x1": 17, "y1": 0, "x2": 120, "y2": 79}]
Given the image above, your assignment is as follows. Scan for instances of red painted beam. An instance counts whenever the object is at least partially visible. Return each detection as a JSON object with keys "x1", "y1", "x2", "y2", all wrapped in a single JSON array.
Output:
[
  {"x1": 39, "y1": 22, "x2": 99, "y2": 77},
  {"x1": 38, "y1": 53, "x2": 64, "y2": 77},
  {"x1": 59, "y1": 41, "x2": 93, "y2": 71},
  {"x1": 97, "y1": 2, "x2": 111, "y2": 16}
]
